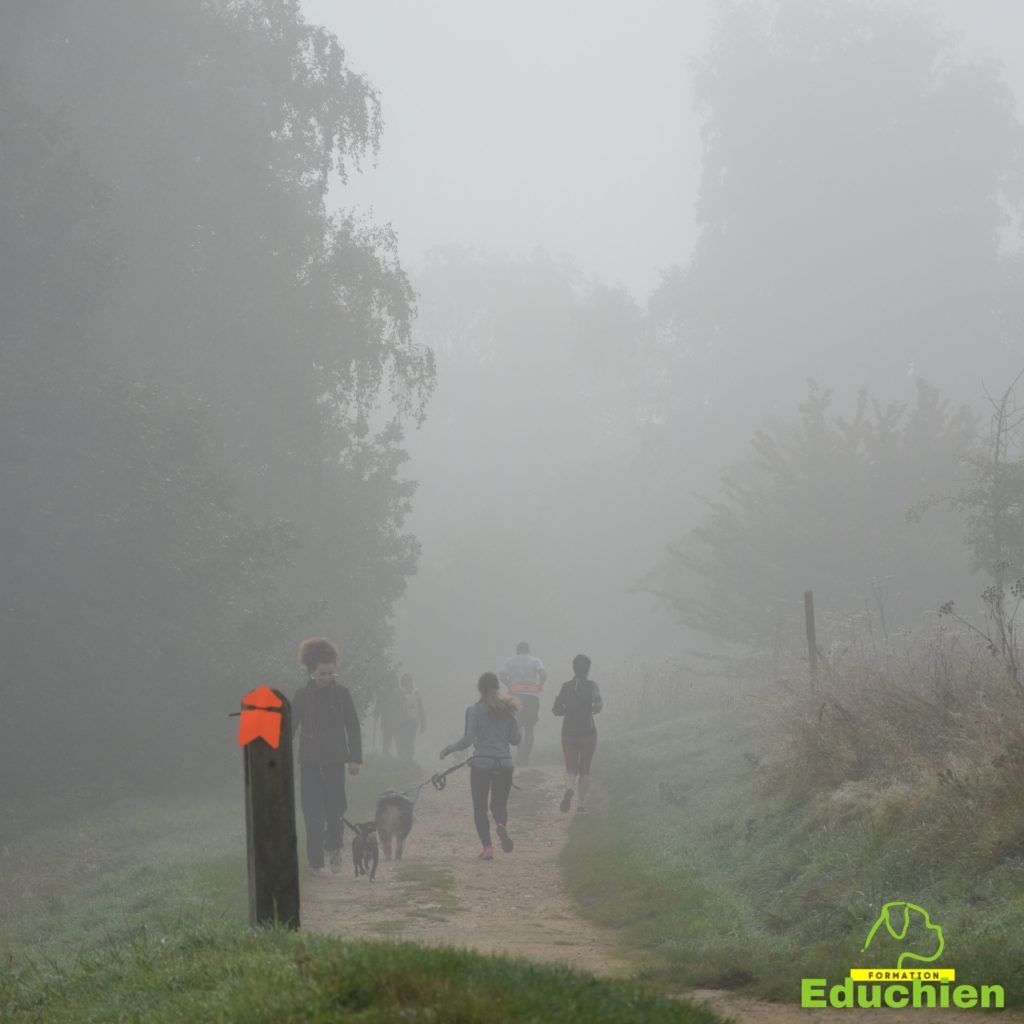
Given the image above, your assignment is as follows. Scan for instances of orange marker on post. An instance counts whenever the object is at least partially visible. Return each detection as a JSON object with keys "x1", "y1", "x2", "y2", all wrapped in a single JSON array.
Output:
[{"x1": 237, "y1": 685, "x2": 284, "y2": 749}]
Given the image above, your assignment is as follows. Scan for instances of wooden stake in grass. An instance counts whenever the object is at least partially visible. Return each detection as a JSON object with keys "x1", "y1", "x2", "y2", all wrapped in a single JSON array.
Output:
[
  {"x1": 804, "y1": 590, "x2": 818, "y2": 681},
  {"x1": 238, "y1": 686, "x2": 300, "y2": 930}
]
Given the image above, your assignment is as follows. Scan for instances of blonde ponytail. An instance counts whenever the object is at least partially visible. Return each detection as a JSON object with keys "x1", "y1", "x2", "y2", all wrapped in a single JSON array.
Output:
[{"x1": 483, "y1": 689, "x2": 520, "y2": 715}]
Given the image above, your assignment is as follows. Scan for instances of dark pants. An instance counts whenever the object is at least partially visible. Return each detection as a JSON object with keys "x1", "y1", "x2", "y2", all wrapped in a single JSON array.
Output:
[
  {"x1": 396, "y1": 721, "x2": 418, "y2": 761},
  {"x1": 470, "y1": 763, "x2": 514, "y2": 847},
  {"x1": 515, "y1": 694, "x2": 539, "y2": 766},
  {"x1": 299, "y1": 763, "x2": 347, "y2": 869}
]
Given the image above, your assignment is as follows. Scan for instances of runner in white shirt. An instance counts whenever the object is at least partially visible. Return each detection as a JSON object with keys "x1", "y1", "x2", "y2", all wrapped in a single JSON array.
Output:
[{"x1": 500, "y1": 641, "x2": 547, "y2": 766}]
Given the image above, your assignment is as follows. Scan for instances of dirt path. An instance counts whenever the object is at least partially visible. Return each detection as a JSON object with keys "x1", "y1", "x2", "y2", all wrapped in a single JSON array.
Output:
[
  {"x1": 303, "y1": 764, "x2": 626, "y2": 974},
  {"x1": 303, "y1": 764, "x2": 1023, "y2": 1023},
  {"x1": 686, "y1": 989, "x2": 1024, "y2": 1024}
]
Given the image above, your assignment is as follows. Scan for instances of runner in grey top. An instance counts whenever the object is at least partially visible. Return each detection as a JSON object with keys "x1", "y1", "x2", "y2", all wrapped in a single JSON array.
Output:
[
  {"x1": 442, "y1": 697, "x2": 522, "y2": 767},
  {"x1": 440, "y1": 673, "x2": 522, "y2": 859}
]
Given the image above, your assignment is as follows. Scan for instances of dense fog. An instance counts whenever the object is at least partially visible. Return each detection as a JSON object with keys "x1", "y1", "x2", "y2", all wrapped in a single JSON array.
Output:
[{"x1": 4, "y1": 0, "x2": 1024, "y2": 814}]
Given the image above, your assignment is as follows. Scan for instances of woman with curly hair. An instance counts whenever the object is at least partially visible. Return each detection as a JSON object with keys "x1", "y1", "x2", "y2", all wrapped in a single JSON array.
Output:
[
  {"x1": 440, "y1": 673, "x2": 521, "y2": 860},
  {"x1": 292, "y1": 637, "x2": 362, "y2": 877}
]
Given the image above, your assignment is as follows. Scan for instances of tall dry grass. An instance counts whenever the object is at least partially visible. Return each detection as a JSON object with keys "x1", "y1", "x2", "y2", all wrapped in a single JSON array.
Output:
[
  {"x1": 764, "y1": 624, "x2": 1024, "y2": 868},
  {"x1": 609, "y1": 609, "x2": 1024, "y2": 871}
]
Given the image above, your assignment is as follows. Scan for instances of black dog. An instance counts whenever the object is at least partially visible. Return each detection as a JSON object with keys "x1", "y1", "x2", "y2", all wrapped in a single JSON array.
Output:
[
  {"x1": 350, "y1": 821, "x2": 379, "y2": 881},
  {"x1": 375, "y1": 790, "x2": 414, "y2": 861}
]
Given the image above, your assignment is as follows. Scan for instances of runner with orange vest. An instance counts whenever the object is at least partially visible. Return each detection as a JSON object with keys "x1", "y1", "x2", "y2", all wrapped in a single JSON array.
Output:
[{"x1": 500, "y1": 641, "x2": 547, "y2": 766}]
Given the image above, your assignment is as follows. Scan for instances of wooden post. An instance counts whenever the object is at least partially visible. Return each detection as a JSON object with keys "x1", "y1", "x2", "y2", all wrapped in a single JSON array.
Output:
[
  {"x1": 804, "y1": 590, "x2": 818, "y2": 680},
  {"x1": 243, "y1": 690, "x2": 300, "y2": 929}
]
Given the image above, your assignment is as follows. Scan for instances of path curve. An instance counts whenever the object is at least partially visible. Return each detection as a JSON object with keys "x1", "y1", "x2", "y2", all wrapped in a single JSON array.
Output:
[{"x1": 303, "y1": 764, "x2": 1024, "y2": 1023}]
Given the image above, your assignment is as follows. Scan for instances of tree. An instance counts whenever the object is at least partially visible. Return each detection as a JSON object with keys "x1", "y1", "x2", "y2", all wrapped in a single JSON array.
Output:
[
  {"x1": 914, "y1": 370, "x2": 1024, "y2": 692},
  {"x1": 0, "y1": 1, "x2": 435, "y2": 803},
  {"x1": 949, "y1": 372, "x2": 1024, "y2": 581},
  {"x1": 907, "y1": 370, "x2": 1024, "y2": 581},
  {"x1": 0, "y1": 88, "x2": 294, "y2": 798},
  {"x1": 643, "y1": 381, "x2": 978, "y2": 653},
  {"x1": 649, "y1": 0, "x2": 1024, "y2": 445},
  {"x1": 1, "y1": 0, "x2": 435, "y2": 705}
]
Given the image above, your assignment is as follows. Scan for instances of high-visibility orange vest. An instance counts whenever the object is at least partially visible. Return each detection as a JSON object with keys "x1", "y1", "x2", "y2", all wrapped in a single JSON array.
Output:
[{"x1": 510, "y1": 681, "x2": 541, "y2": 694}]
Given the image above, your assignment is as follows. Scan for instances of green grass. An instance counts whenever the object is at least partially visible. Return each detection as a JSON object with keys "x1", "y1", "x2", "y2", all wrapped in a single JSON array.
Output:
[
  {"x1": 0, "y1": 754, "x2": 724, "y2": 1023},
  {"x1": 561, "y1": 698, "x2": 1024, "y2": 1004},
  {"x1": 1, "y1": 925, "x2": 723, "y2": 1023},
  {"x1": 0, "y1": 792, "x2": 248, "y2": 964},
  {"x1": 0, "y1": 755, "x2": 424, "y2": 966}
]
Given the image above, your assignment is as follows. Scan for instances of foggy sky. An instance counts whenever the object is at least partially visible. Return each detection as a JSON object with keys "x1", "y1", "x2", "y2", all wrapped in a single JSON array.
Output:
[
  {"x1": 303, "y1": 0, "x2": 1024, "y2": 298},
  {"x1": 301, "y1": 0, "x2": 711, "y2": 296}
]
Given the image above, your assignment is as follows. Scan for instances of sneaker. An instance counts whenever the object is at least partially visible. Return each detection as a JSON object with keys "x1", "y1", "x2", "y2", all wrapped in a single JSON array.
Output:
[
  {"x1": 559, "y1": 788, "x2": 574, "y2": 813},
  {"x1": 478, "y1": 846, "x2": 494, "y2": 861},
  {"x1": 329, "y1": 848, "x2": 343, "y2": 874},
  {"x1": 496, "y1": 824, "x2": 514, "y2": 853},
  {"x1": 576, "y1": 805, "x2": 588, "y2": 814}
]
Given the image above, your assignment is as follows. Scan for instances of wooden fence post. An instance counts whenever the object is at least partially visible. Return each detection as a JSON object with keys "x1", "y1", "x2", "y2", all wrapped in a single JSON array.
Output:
[
  {"x1": 804, "y1": 589, "x2": 818, "y2": 680},
  {"x1": 242, "y1": 689, "x2": 300, "y2": 929}
]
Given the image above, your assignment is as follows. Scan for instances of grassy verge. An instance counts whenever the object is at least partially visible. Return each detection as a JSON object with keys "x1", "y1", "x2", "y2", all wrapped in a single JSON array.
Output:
[
  {"x1": 0, "y1": 755, "x2": 423, "y2": 965},
  {"x1": 561, "y1": 693, "x2": 1024, "y2": 1004},
  {"x1": 2, "y1": 924, "x2": 722, "y2": 1023},
  {"x1": 0, "y1": 755, "x2": 722, "y2": 1023}
]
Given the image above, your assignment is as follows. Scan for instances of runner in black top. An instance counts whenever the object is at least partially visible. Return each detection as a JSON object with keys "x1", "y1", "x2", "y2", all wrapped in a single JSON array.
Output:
[{"x1": 552, "y1": 653, "x2": 602, "y2": 814}]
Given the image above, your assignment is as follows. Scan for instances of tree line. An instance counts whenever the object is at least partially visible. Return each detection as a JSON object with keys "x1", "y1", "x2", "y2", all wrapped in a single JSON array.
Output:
[{"x1": 0, "y1": 0, "x2": 433, "y2": 804}]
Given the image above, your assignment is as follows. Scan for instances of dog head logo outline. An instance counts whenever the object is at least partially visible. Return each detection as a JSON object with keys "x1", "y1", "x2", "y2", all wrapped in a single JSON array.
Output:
[{"x1": 861, "y1": 901, "x2": 944, "y2": 969}]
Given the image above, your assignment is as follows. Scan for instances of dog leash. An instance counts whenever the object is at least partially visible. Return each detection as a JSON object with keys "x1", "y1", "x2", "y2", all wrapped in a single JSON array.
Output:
[
  {"x1": 346, "y1": 756, "x2": 523, "y2": 823},
  {"x1": 396, "y1": 754, "x2": 522, "y2": 802},
  {"x1": 383, "y1": 756, "x2": 472, "y2": 803},
  {"x1": 339, "y1": 771, "x2": 456, "y2": 827},
  {"x1": 429, "y1": 755, "x2": 522, "y2": 791},
  {"x1": 428, "y1": 757, "x2": 473, "y2": 791},
  {"x1": 394, "y1": 780, "x2": 431, "y2": 806}
]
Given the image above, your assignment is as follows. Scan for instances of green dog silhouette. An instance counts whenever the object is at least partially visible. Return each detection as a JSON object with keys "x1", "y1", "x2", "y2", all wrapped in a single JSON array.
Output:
[{"x1": 862, "y1": 902, "x2": 944, "y2": 969}]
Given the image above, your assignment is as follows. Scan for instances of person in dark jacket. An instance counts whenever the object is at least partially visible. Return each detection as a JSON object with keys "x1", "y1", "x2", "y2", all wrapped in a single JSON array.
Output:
[
  {"x1": 293, "y1": 637, "x2": 362, "y2": 876},
  {"x1": 552, "y1": 653, "x2": 602, "y2": 814},
  {"x1": 372, "y1": 679, "x2": 402, "y2": 757},
  {"x1": 440, "y1": 673, "x2": 521, "y2": 860}
]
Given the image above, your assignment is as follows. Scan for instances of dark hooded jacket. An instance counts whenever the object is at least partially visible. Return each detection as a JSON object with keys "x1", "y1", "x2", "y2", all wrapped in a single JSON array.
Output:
[{"x1": 292, "y1": 681, "x2": 362, "y2": 766}]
